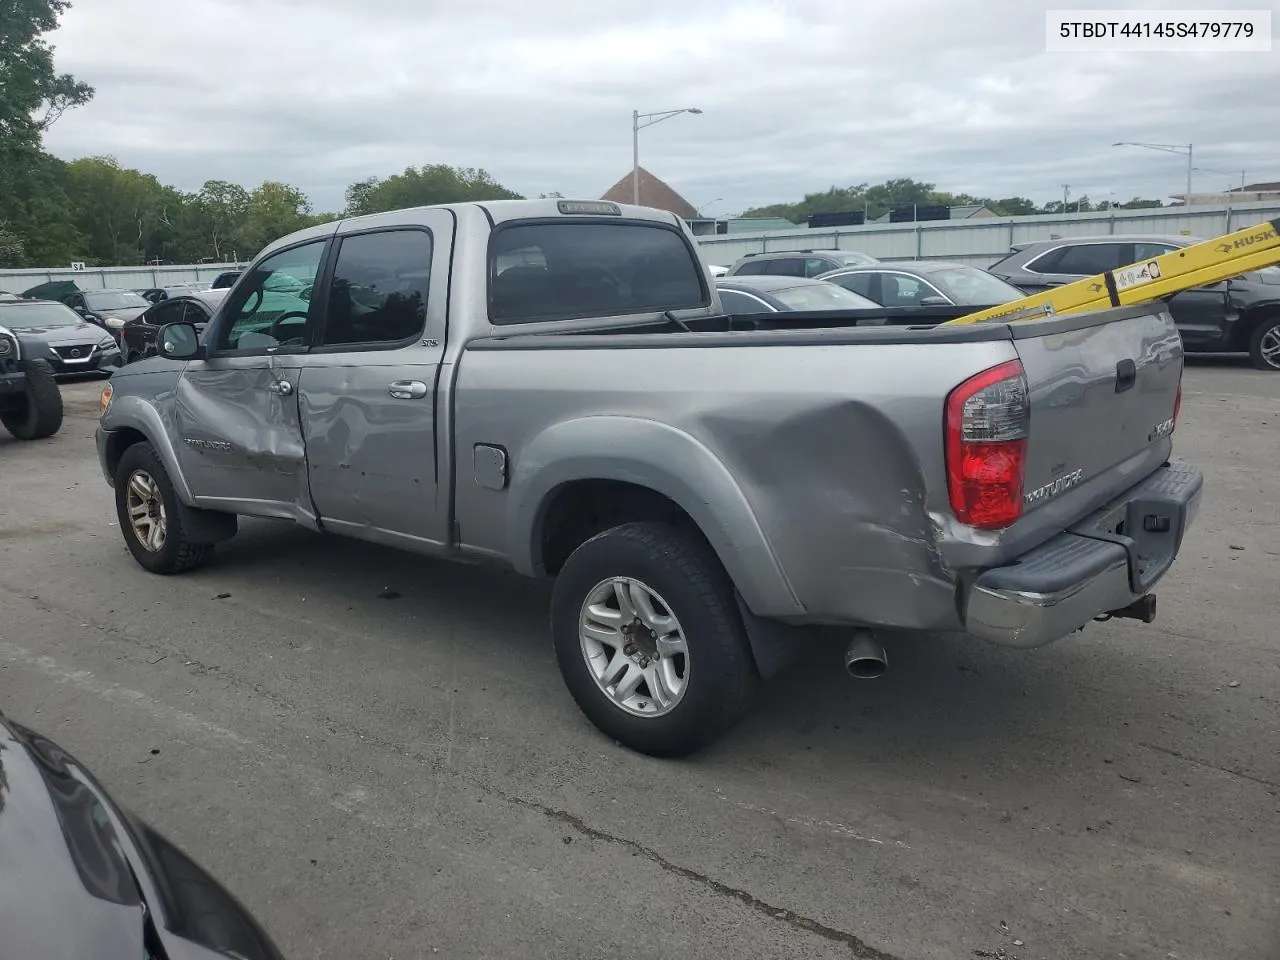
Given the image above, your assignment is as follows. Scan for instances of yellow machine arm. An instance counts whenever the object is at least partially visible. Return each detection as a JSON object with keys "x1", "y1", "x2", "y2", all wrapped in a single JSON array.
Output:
[{"x1": 944, "y1": 218, "x2": 1280, "y2": 326}]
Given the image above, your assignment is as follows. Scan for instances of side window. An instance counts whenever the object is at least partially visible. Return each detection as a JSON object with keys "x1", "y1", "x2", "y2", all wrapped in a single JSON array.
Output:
[
  {"x1": 183, "y1": 302, "x2": 212, "y2": 324},
  {"x1": 146, "y1": 301, "x2": 182, "y2": 326},
  {"x1": 215, "y1": 240, "x2": 326, "y2": 353},
  {"x1": 718, "y1": 289, "x2": 772, "y2": 313},
  {"x1": 827, "y1": 272, "x2": 875, "y2": 299},
  {"x1": 1133, "y1": 242, "x2": 1177, "y2": 261},
  {"x1": 1053, "y1": 243, "x2": 1131, "y2": 276},
  {"x1": 804, "y1": 258, "x2": 836, "y2": 277},
  {"x1": 732, "y1": 259, "x2": 768, "y2": 276},
  {"x1": 320, "y1": 230, "x2": 432, "y2": 348},
  {"x1": 764, "y1": 257, "x2": 806, "y2": 277},
  {"x1": 881, "y1": 274, "x2": 929, "y2": 307}
]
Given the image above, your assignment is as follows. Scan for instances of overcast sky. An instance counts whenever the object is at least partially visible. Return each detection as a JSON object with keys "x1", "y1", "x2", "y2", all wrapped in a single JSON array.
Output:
[{"x1": 41, "y1": 0, "x2": 1279, "y2": 215}]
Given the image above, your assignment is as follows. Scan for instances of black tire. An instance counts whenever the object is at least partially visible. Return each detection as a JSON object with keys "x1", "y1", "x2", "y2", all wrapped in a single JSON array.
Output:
[
  {"x1": 550, "y1": 521, "x2": 758, "y2": 757},
  {"x1": 115, "y1": 442, "x2": 213, "y2": 574},
  {"x1": 1247, "y1": 315, "x2": 1280, "y2": 371},
  {"x1": 0, "y1": 359, "x2": 63, "y2": 440}
]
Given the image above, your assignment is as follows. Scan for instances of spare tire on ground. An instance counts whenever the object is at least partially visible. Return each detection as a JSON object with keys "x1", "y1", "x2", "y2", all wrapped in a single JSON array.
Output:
[{"x1": 1, "y1": 359, "x2": 64, "y2": 440}]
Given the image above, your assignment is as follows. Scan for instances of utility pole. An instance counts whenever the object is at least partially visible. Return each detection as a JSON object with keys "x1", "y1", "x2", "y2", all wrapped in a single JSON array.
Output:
[{"x1": 1062, "y1": 184, "x2": 1070, "y2": 212}]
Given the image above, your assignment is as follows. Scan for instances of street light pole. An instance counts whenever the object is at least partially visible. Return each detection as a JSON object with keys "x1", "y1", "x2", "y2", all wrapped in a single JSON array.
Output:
[
  {"x1": 631, "y1": 107, "x2": 703, "y2": 207},
  {"x1": 1112, "y1": 141, "x2": 1194, "y2": 205}
]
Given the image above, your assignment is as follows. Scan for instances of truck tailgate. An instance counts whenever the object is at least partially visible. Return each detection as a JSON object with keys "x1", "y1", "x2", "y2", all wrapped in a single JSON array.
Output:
[{"x1": 1012, "y1": 304, "x2": 1183, "y2": 516}]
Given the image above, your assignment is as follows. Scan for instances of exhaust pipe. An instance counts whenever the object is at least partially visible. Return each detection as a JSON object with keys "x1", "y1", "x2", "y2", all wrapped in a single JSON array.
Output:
[{"x1": 844, "y1": 631, "x2": 887, "y2": 679}]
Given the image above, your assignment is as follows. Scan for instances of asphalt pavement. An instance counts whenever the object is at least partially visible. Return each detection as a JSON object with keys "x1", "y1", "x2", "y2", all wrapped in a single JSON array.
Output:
[{"x1": 1, "y1": 362, "x2": 1277, "y2": 960}]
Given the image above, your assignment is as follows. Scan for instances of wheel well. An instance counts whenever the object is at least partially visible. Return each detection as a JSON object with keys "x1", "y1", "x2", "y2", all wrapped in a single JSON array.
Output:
[
  {"x1": 538, "y1": 480, "x2": 708, "y2": 576},
  {"x1": 104, "y1": 427, "x2": 148, "y2": 480},
  {"x1": 1232, "y1": 305, "x2": 1280, "y2": 350}
]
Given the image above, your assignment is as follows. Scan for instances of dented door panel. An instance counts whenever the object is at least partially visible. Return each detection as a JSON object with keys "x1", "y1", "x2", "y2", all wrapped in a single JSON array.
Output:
[
  {"x1": 296, "y1": 353, "x2": 442, "y2": 545},
  {"x1": 173, "y1": 355, "x2": 308, "y2": 517}
]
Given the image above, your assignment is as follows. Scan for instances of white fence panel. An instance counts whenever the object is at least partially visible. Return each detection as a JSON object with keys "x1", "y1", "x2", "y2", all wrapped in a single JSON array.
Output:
[{"x1": 696, "y1": 201, "x2": 1280, "y2": 268}]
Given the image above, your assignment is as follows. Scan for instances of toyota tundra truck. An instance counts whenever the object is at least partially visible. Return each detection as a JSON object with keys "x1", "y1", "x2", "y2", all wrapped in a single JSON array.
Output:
[{"x1": 95, "y1": 198, "x2": 1203, "y2": 756}]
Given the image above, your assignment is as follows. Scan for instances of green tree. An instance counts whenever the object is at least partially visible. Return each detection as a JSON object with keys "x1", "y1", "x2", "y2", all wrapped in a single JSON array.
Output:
[
  {"x1": 196, "y1": 180, "x2": 251, "y2": 261},
  {"x1": 0, "y1": 0, "x2": 92, "y2": 266},
  {"x1": 345, "y1": 164, "x2": 522, "y2": 216},
  {"x1": 64, "y1": 156, "x2": 178, "y2": 264},
  {"x1": 0, "y1": 0, "x2": 93, "y2": 146},
  {"x1": 987, "y1": 197, "x2": 1039, "y2": 217},
  {"x1": 236, "y1": 180, "x2": 314, "y2": 256}
]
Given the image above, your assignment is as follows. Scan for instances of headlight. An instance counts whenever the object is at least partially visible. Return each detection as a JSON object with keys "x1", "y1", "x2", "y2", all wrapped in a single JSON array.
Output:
[
  {"x1": 0, "y1": 337, "x2": 12, "y2": 357},
  {"x1": 99, "y1": 338, "x2": 117, "y2": 350},
  {"x1": 99, "y1": 383, "x2": 113, "y2": 416},
  {"x1": 103, "y1": 316, "x2": 126, "y2": 328}
]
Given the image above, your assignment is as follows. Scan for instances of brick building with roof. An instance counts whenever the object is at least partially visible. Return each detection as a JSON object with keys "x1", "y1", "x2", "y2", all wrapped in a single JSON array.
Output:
[{"x1": 600, "y1": 167, "x2": 699, "y2": 220}]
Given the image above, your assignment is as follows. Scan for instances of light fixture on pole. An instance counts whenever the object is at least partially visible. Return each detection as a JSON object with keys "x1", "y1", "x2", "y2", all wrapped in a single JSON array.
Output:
[
  {"x1": 1112, "y1": 141, "x2": 1193, "y2": 206},
  {"x1": 632, "y1": 107, "x2": 703, "y2": 206}
]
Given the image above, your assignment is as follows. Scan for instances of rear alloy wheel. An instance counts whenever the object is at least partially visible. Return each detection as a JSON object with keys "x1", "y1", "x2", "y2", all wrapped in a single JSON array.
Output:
[
  {"x1": 115, "y1": 442, "x2": 213, "y2": 574},
  {"x1": 550, "y1": 521, "x2": 758, "y2": 757},
  {"x1": 1248, "y1": 316, "x2": 1280, "y2": 371}
]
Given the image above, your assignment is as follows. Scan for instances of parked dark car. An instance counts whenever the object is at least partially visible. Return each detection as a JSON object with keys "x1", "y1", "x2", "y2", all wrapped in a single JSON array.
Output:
[
  {"x1": 724, "y1": 248, "x2": 878, "y2": 279},
  {"x1": 816, "y1": 260, "x2": 1025, "y2": 308},
  {"x1": 210, "y1": 271, "x2": 242, "y2": 289},
  {"x1": 0, "y1": 710, "x2": 287, "y2": 960},
  {"x1": 987, "y1": 233, "x2": 1280, "y2": 370},
  {"x1": 0, "y1": 298, "x2": 123, "y2": 378},
  {"x1": 715, "y1": 275, "x2": 881, "y2": 313},
  {"x1": 121, "y1": 289, "x2": 229, "y2": 362},
  {"x1": 62, "y1": 288, "x2": 153, "y2": 342}
]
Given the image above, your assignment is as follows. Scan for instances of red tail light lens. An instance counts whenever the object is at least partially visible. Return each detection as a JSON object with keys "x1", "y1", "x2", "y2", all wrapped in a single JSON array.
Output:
[
  {"x1": 945, "y1": 359, "x2": 1029, "y2": 529},
  {"x1": 1172, "y1": 379, "x2": 1182, "y2": 430}
]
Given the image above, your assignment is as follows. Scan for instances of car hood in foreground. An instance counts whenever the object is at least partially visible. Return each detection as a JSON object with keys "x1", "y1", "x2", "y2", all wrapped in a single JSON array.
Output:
[{"x1": 0, "y1": 713, "x2": 287, "y2": 960}]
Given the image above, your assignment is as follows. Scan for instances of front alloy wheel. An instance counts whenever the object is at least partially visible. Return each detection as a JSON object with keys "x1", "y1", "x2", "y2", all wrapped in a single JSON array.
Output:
[{"x1": 125, "y1": 469, "x2": 167, "y2": 552}]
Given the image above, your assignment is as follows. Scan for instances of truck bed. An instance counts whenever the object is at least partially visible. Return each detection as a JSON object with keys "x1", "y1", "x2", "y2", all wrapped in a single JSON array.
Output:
[{"x1": 454, "y1": 300, "x2": 1185, "y2": 632}]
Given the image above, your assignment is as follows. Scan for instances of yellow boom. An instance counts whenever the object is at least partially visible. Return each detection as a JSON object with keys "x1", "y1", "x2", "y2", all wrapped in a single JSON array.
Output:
[{"x1": 944, "y1": 218, "x2": 1280, "y2": 325}]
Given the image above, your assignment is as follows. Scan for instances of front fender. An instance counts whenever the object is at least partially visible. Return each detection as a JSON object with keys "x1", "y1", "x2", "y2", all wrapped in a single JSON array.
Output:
[
  {"x1": 506, "y1": 416, "x2": 804, "y2": 618},
  {"x1": 101, "y1": 390, "x2": 195, "y2": 504}
]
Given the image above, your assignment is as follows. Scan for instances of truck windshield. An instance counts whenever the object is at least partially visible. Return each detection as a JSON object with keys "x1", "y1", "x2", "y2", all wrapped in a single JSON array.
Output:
[{"x1": 489, "y1": 221, "x2": 707, "y2": 322}]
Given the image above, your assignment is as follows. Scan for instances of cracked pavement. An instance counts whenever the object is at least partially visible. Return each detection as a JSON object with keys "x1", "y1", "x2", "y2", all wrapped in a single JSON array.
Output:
[{"x1": 0, "y1": 362, "x2": 1277, "y2": 960}]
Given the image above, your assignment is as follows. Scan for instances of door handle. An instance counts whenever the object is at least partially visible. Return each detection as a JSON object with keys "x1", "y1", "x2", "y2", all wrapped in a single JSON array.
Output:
[
  {"x1": 389, "y1": 380, "x2": 428, "y2": 400},
  {"x1": 267, "y1": 379, "x2": 293, "y2": 396}
]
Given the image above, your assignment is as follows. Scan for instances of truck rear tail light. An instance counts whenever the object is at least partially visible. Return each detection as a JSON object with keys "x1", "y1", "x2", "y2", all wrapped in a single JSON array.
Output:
[
  {"x1": 945, "y1": 359, "x2": 1029, "y2": 529},
  {"x1": 1172, "y1": 379, "x2": 1182, "y2": 430}
]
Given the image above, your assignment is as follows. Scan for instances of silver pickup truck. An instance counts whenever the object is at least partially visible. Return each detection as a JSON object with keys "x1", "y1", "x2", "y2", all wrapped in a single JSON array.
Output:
[{"x1": 96, "y1": 199, "x2": 1203, "y2": 756}]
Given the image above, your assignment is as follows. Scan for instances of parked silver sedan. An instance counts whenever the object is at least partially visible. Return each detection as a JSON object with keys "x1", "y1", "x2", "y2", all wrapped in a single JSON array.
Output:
[{"x1": 817, "y1": 260, "x2": 1024, "y2": 309}]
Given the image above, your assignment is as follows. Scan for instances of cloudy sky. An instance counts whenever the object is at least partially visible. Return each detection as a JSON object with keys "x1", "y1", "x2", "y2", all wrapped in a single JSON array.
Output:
[{"x1": 42, "y1": 0, "x2": 1278, "y2": 215}]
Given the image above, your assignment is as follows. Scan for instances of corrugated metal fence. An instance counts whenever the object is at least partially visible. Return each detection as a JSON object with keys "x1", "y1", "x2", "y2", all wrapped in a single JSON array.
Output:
[
  {"x1": 4, "y1": 201, "x2": 1279, "y2": 289},
  {"x1": 0, "y1": 262, "x2": 247, "y2": 293},
  {"x1": 694, "y1": 200, "x2": 1280, "y2": 268}
]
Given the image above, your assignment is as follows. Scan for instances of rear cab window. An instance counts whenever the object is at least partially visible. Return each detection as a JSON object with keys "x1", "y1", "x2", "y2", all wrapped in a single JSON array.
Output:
[{"x1": 488, "y1": 221, "x2": 707, "y2": 323}]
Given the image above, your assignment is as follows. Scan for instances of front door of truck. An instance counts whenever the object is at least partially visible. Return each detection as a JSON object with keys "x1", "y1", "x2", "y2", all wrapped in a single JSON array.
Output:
[
  {"x1": 293, "y1": 213, "x2": 453, "y2": 548},
  {"x1": 173, "y1": 238, "x2": 328, "y2": 518}
]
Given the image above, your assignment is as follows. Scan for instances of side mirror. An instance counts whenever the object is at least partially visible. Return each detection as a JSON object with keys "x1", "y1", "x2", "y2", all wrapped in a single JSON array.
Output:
[
  {"x1": 919, "y1": 296, "x2": 951, "y2": 306},
  {"x1": 157, "y1": 321, "x2": 203, "y2": 360}
]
